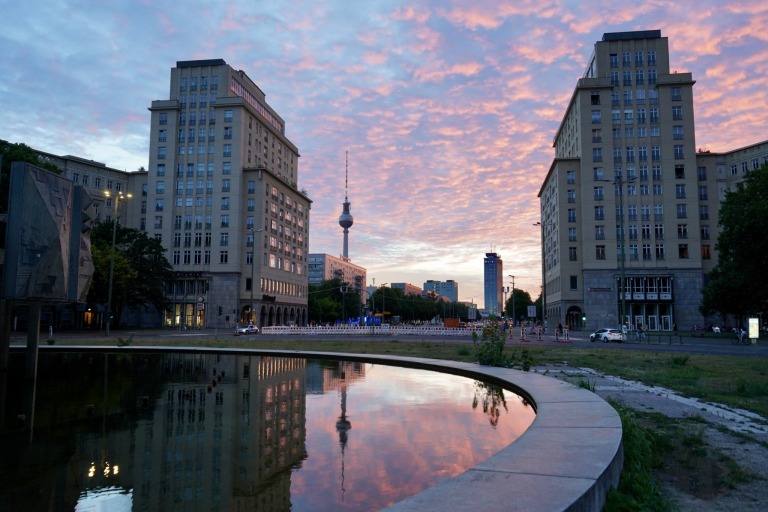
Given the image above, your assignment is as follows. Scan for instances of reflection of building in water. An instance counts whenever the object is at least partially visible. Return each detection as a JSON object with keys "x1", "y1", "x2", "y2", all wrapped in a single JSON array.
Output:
[{"x1": 120, "y1": 354, "x2": 307, "y2": 512}]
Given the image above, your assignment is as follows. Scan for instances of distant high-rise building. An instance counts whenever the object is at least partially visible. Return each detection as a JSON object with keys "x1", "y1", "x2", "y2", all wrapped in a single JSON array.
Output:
[
  {"x1": 483, "y1": 253, "x2": 503, "y2": 315},
  {"x1": 146, "y1": 59, "x2": 311, "y2": 329},
  {"x1": 422, "y1": 280, "x2": 458, "y2": 302}
]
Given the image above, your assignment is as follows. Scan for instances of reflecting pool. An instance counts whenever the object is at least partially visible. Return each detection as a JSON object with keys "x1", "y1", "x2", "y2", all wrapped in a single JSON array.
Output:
[{"x1": 0, "y1": 351, "x2": 535, "y2": 511}]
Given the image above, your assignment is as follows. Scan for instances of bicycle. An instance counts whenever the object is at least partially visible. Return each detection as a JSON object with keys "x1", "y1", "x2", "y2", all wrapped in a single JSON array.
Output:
[{"x1": 732, "y1": 330, "x2": 750, "y2": 345}]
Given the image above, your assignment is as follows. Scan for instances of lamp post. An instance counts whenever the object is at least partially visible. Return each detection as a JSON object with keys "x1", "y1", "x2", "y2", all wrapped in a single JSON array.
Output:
[
  {"x1": 602, "y1": 177, "x2": 636, "y2": 331},
  {"x1": 248, "y1": 228, "x2": 263, "y2": 325},
  {"x1": 105, "y1": 191, "x2": 131, "y2": 336},
  {"x1": 508, "y1": 275, "x2": 515, "y2": 326},
  {"x1": 381, "y1": 283, "x2": 388, "y2": 327}
]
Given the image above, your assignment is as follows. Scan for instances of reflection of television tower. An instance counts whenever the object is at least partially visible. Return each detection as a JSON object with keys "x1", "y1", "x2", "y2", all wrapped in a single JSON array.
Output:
[
  {"x1": 338, "y1": 151, "x2": 354, "y2": 262},
  {"x1": 335, "y1": 364, "x2": 351, "y2": 501}
]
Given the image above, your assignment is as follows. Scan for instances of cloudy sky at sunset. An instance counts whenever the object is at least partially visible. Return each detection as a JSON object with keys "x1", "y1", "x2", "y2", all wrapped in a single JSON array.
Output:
[{"x1": 2, "y1": 1, "x2": 766, "y2": 307}]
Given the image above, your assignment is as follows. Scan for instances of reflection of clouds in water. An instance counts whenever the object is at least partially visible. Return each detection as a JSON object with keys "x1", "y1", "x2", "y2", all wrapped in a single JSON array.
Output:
[{"x1": 291, "y1": 363, "x2": 534, "y2": 511}]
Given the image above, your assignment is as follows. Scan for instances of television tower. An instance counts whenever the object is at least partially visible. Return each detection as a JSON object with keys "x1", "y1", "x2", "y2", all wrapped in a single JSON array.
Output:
[{"x1": 338, "y1": 151, "x2": 354, "y2": 261}]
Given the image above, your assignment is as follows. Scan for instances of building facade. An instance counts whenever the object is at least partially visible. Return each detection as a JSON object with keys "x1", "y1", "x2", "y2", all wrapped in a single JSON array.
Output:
[
  {"x1": 307, "y1": 253, "x2": 367, "y2": 302},
  {"x1": 392, "y1": 282, "x2": 423, "y2": 296},
  {"x1": 422, "y1": 280, "x2": 458, "y2": 302},
  {"x1": 483, "y1": 253, "x2": 503, "y2": 316},
  {"x1": 538, "y1": 30, "x2": 767, "y2": 331},
  {"x1": 146, "y1": 59, "x2": 311, "y2": 329}
]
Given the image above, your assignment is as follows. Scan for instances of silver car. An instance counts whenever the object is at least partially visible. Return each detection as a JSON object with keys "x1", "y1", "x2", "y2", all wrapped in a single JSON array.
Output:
[{"x1": 235, "y1": 324, "x2": 259, "y2": 335}]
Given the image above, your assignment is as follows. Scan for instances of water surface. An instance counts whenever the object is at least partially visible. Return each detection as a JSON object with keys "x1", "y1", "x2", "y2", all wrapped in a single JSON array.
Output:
[{"x1": 0, "y1": 352, "x2": 534, "y2": 511}]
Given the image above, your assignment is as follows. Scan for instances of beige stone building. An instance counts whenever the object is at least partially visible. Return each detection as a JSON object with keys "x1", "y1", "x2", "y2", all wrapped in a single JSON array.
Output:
[
  {"x1": 538, "y1": 30, "x2": 767, "y2": 331},
  {"x1": 146, "y1": 59, "x2": 311, "y2": 329}
]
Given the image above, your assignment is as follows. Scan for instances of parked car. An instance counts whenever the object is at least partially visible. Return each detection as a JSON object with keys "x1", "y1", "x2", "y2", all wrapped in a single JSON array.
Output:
[
  {"x1": 589, "y1": 328, "x2": 610, "y2": 342},
  {"x1": 235, "y1": 324, "x2": 259, "y2": 335},
  {"x1": 599, "y1": 328, "x2": 624, "y2": 343}
]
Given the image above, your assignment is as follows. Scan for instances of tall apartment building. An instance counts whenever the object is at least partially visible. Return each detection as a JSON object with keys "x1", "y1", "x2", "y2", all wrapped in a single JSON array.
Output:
[
  {"x1": 146, "y1": 59, "x2": 311, "y2": 329},
  {"x1": 422, "y1": 279, "x2": 458, "y2": 302},
  {"x1": 538, "y1": 30, "x2": 767, "y2": 331},
  {"x1": 483, "y1": 253, "x2": 503, "y2": 316}
]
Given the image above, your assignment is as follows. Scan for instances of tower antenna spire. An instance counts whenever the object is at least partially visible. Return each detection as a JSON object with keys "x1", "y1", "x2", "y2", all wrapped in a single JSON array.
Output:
[{"x1": 338, "y1": 151, "x2": 354, "y2": 261}]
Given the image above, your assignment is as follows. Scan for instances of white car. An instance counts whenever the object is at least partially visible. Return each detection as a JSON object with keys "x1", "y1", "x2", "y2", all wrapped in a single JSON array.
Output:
[
  {"x1": 235, "y1": 324, "x2": 259, "y2": 335},
  {"x1": 600, "y1": 328, "x2": 624, "y2": 343},
  {"x1": 589, "y1": 328, "x2": 610, "y2": 342}
]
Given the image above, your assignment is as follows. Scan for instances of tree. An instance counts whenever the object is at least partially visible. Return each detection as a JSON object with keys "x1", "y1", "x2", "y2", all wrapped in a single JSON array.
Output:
[
  {"x1": 308, "y1": 278, "x2": 361, "y2": 324},
  {"x1": 0, "y1": 140, "x2": 62, "y2": 213},
  {"x1": 88, "y1": 220, "x2": 174, "y2": 327},
  {"x1": 505, "y1": 288, "x2": 533, "y2": 321},
  {"x1": 700, "y1": 165, "x2": 768, "y2": 321}
]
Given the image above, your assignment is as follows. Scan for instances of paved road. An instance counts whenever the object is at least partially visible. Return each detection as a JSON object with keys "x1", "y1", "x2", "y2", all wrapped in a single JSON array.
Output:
[{"x1": 9, "y1": 328, "x2": 767, "y2": 357}]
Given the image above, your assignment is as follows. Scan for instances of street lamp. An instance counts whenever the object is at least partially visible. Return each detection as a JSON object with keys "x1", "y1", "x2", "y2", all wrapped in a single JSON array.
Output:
[
  {"x1": 248, "y1": 228, "x2": 263, "y2": 325},
  {"x1": 380, "y1": 283, "x2": 388, "y2": 327},
  {"x1": 105, "y1": 190, "x2": 131, "y2": 336},
  {"x1": 601, "y1": 177, "x2": 637, "y2": 331},
  {"x1": 508, "y1": 275, "x2": 515, "y2": 325},
  {"x1": 534, "y1": 221, "x2": 556, "y2": 326}
]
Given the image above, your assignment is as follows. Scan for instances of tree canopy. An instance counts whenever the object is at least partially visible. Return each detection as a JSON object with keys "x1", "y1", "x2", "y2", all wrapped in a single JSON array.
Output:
[
  {"x1": 0, "y1": 140, "x2": 62, "y2": 212},
  {"x1": 700, "y1": 165, "x2": 768, "y2": 321},
  {"x1": 88, "y1": 221, "x2": 174, "y2": 325}
]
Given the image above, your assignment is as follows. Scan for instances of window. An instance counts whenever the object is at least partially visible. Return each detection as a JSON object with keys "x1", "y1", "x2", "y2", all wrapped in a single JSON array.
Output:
[
  {"x1": 638, "y1": 146, "x2": 647, "y2": 162},
  {"x1": 594, "y1": 186, "x2": 604, "y2": 201},
  {"x1": 568, "y1": 208, "x2": 576, "y2": 222},
  {"x1": 220, "y1": 233, "x2": 229, "y2": 246},
  {"x1": 674, "y1": 145, "x2": 685, "y2": 159},
  {"x1": 593, "y1": 148, "x2": 603, "y2": 162},
  {"x1": 158, "y1": 147, "x2": 166, "y2": 159},
  {"x1": 155, "y1": 199, "x2": 164, "y2": 211},
  {"x1": 569, "y1": 247, "x2": 577, "y2": 261},
  {"x1": 671, "y1": 87, "x2": 681, "y2": 101},
  {"x1": 221, "y1": 215, "x2": 230, "y2": 228},
  {"x1": 678, "y1": 244, "x2": 689, "y2": 259},
  {"x1": 570, "y1": 276, "x2": 578, "y2": 290},
  {"x1": 595, "y1": 225, "x2": 605, "y2": 240},
  {"x1": 159, "y1": 112, "x2": 168, "y2": 125},
  {"x1": 643, "y1": 244, "x2": 652, "y2": 260},
  {"x1": 622, "y1": 52, "x2": 631, "y2": 66},
  {"x1": 628, "y1": 224, "x2": 638, "y2": 240},
  {"x1": 626, "y1": 147, "x2": 635, "y2": 162},
  {"x1": 676, "y1": 204, "x2": 687, "y2": 219},
  {"x1": 655, "y1": 224, "x2": 664, "y2": 239},
  {"x1": 652, "y1": 165, "x2": 662, "y2": 181},
  {"x1": 567, "y1": 189, "x2": 576, "y2": 203},
  {"x1": 649, "y1": 107, "x2": 659, "y2": 123},
  {"x1": 220, "y1": 251, "x2": 229, "y2": 264},
  {"x1": 675, "y1": 184, "x2": 686, "y2": 199},
  {"x1": 623, "y1": 70, "x2": 631, "y2": 86},
  {"x1": 610, "y1": 53, "x2": 618, "y2": 67},
  {"x1": 655, "y1": 244, "x2": 665, "y2": 260},
  {"x1": 592, "y1": 129, "x2": 602, "y2": 143},
  {"x1": 701, "y1": 225, "x2": 710, "y2": 240},
  {"x1": 596, "y1": 245, "x2": 606, "y2": 260},
  {"x1": 651, "y1": 146, "x2": 661, "y2": 161},
  {"x1": 593, "y1": 167, "x2": 604, "y2": 180},
  {"x1": 223, "y1": 162, "x2": 232, "y2": 175},
  {"x1": 698, "y1": 186, "x2": 708, "y2": 200},
  {"x1": 612, "y1": 110, "x2": 621, "y2": 125},
  {"x1": 701, "y1": 245, "x2": 711, "y2": 260},
  {"x1": 628, "y1": 244, "x2": 638, "y2": 260},
  {"x1": 673, "y1": 125, "x2": 683, "y2": 140},
  {"x1": 222, "y1": 179, "x2": 231, "y2": 192},
  {"x1": 590, "y1": 91, "x2": 600, "y2": 105},
  {"x1": 635, "y1": 69, "x2": 644, "y2": 85},
  {"x1": 594, "y1": 206, "x2": 604, "y2": 220},
  {"x1": 672, "y1": 106, "x2": 683, "y2": 120},
  {"x1": 224, "y1": 126, "x2": 233, "y2": 139},
  {"x1": 677, "y1": 224, "x2": 688, "y2": 239},
  {"x1": 591, "y1": 110, "x2": 602, "y2": 123},
  {"x1": 648, "y1": 68, "x2": 657, "y2": 84},
  {"x1": 610, "y1": 71, "x2": 619, "y2": 85},
  {"x1": 567, "y1": 170, "x2": 576, "y2": 184},
  {"x1": 699, "y1": 205, "x2": 709, "y2": 220},
  {"x1": 154, "y1": 216, "x2": 163, "y2": 229},
  {"x1": 568, "y1": 227, "x2": 577, "y2": 241},
  {"x1": 224, "y1": 110, "x2": 233, "y2": 122},
  {"x1": 654, "y1": 203, "x2": 664, "y2": 220},
  {"x1": 611, "y1": 90, "x2": 620, "y2": 106},
  {"x1": 221, "y1": 197, "x2": 230, "y2": 210},
  {"x1": 223, "y1": 144, "x2": 232, "y2": 157}
]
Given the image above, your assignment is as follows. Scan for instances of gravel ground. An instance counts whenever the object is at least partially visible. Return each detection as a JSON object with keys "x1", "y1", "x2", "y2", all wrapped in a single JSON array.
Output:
[{"x1": 536, "y1": 365, "x2": 768, "y2": 511}]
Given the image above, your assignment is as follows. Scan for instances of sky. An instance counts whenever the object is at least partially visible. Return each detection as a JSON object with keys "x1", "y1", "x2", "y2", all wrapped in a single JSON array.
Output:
[{"x1": 1, "y1": 1, "x2": 766, "y2": 308}]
